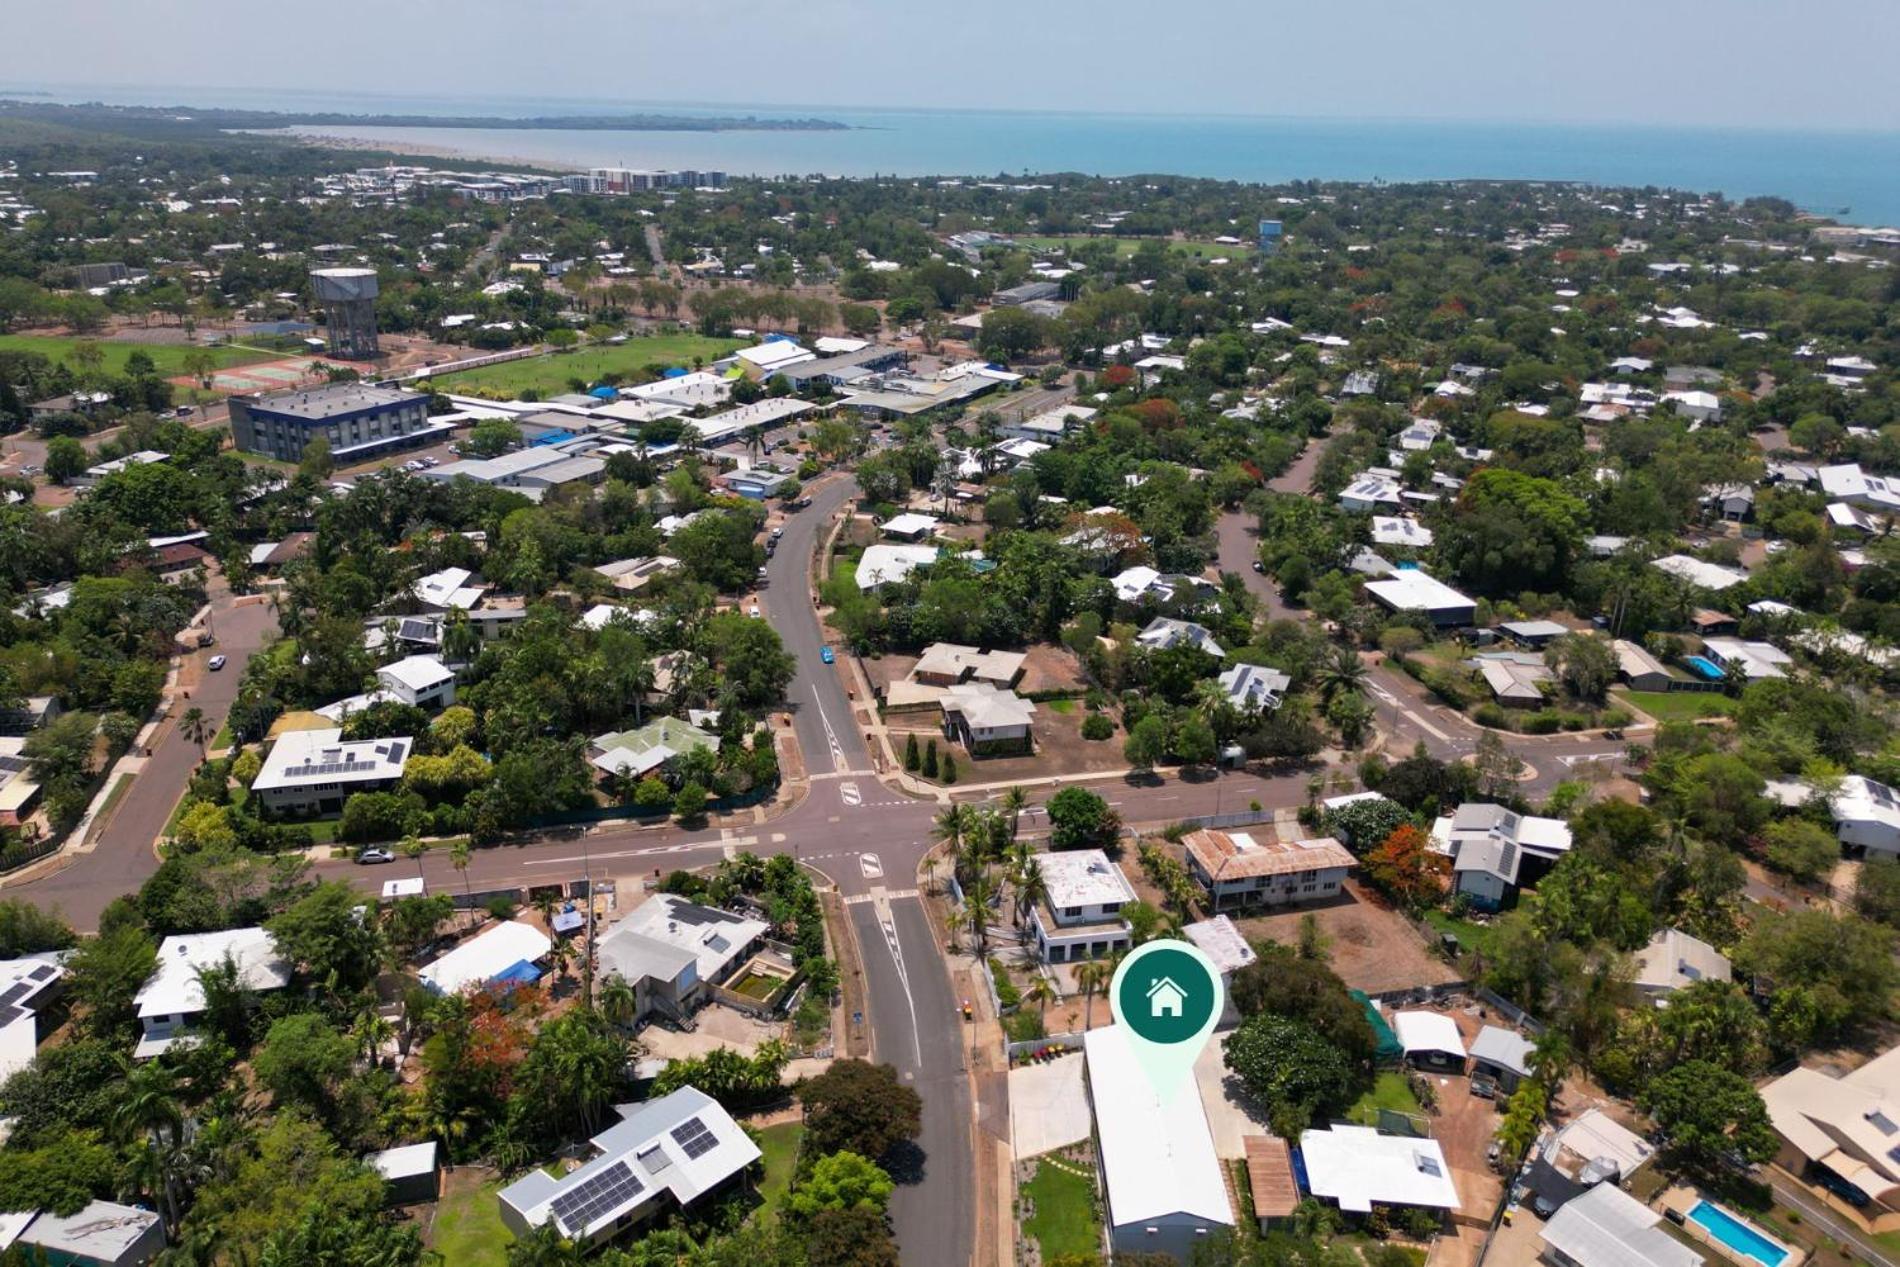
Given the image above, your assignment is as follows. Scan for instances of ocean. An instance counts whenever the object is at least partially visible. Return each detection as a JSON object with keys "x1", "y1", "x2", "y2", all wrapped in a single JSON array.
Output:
[{"x1": 10, "y1": 82, "x2": 1900, "y2": 224}]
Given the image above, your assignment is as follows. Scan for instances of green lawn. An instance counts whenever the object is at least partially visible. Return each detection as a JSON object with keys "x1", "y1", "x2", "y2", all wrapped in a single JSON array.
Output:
[
  {"x1": 1614, "y1": 689, "x2": 1734, "y2": 723},
  {"x1": 752, "y1": 1121, "x2": 804, "y2": 1221},
  {"x1": 0, "y1": 334, "x2": 275, "y2": 377},
  {"x1": 428, "y1": 334, "x2": 743, "y2": 398},
  {"x1": 429, "y1": 1174, "x2": 512, "y2": 1267},
  {"x1": 1023, "y1": 1159, "x2": 1100, "y2": 1261},
  {"x1": 1347, "y1": 1072, "x2": 1426, "y2": 1126},
  {"x1": 1015, "y1": 234, "x2": 1252, "y2": 259},
  {"x1": 1423, "y1": 910, "x2": 1500, "y2": 963}
]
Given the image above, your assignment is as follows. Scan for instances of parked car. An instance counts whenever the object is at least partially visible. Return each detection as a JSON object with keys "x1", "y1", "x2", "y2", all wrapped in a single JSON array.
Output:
[
  {"x1": 1470, "y1": 1073, "x2": 1499, "y2": 1100},
  {"x1": 1251, "y1": 560, "x2": 1266, "y2": 573},
  {"x1": 175, "y1": 406, "x2": 195, "y2": 417},
  {"x1": 1486, "y1": 1140, "x2": 1503, "y2": 1171},
  {"x1": 747, "y1": 604, "x2": 762, "y2": 618},
  {"x1": 770, "y1": 526, "x2": 784, "y2": 540},
  {"x1": 792, "y1": 496, "x2": 813, "y2": 510},
  {"x1": 206, "y1": 654, "x2": 227, "y2": 671},
  {"x1": 820, "y1": 645, "x2": 835, "y2": 664},
  {"x1": 356, "y1": 846, "x2": 395, "y2": 865}
]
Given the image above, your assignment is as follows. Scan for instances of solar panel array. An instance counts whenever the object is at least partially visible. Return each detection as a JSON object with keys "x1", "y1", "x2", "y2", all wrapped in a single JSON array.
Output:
[
  {"x1": 1496, "y1": 843, "x2": 1518, "y2": 880},
  {"x1": 670, "y1": 1116, "x2": 718, "y2": 1160},
  {"x1": 0, "y1": 756, "x2": 27, "y2": 776},
  {"x1": 548, "y1": 1160, "x2": 643, "y2": 1234}
]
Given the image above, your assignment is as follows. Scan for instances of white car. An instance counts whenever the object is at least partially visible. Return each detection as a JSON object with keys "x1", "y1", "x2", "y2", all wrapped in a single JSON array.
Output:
[
  {"x1": 747, "y1": 604, "x2": 762, "y2": 619},
  {"x1": 207, "y1": 655, "x2": 227, "y2": 671}
]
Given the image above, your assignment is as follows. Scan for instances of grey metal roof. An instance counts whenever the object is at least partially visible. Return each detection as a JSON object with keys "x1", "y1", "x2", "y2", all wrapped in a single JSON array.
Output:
[{"x1": 1540, "y1": 1183, "x2": 1704, "y2": 1267}]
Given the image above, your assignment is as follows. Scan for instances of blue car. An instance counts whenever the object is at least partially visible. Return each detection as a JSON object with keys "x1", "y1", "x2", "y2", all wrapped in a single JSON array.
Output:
[{"x1": 820, "y1": 646, "x2": 835, "y2": 665}]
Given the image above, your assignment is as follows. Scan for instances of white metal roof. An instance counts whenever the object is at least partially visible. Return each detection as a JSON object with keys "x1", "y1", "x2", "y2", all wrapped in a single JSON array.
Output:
[
  {"x1": 370, "y1": 1141, "x2": 439, "y2": 1181},
  {"x1": 599, "y1": 894, "x2": 766, "y2": 988},
  {"x1": 1084, "y1": 1025, "x2": 1232, "y2": 1230},
  {"x1": 1038, "y1": 850, "x2": 1135, "y2": 910},
  {"x1": 419, "y1": 921, "x2": 551, "y2": 995},
  {"x1": 1365, "y1": 569, "x2": 1474, "y2": 614},
  {"x1": 137, "y1": 928, "x2": 289, "y2": 1019},
  {"x1": 1183, "y1": 916, "x2": 1257, "y2": 975},
  {"x1": 252, "y1": 728, "x2": 410, "y2": 793},
  {"x1": 378, "y1": 655, "x2": 453, "y2": 692},
  {"x1": 1540, "y1": 1183, "x2": 1704, "y2": 1267},
  {"x1": 1299, "y1": 1125, "x2": 1460, "y2": 1213},
  {"x1": 1392, "y1": 1010, "x2": 1468, "y2": 1058}
]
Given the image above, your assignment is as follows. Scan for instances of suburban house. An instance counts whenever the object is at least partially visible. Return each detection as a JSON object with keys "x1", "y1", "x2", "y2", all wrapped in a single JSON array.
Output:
[
  {"x1": 911, "y1": 643, "x2": 1026, "y2": 689},
  {"x1": 1135, "y1": 618, "x2": 1226, "y2": 658},
  {"x1": 1339, "y1": 474, "x2": 1403, "y2": 513},
  {"x1": 1469, "y1": 1025, "x2": 1534, "y2": 1093},
  {"x1": 855, "y1": 544, "x2": 939, "y2": 590},
  {"x1": 881, "y1": 512, "x2": 942, "y2": 542},
  {"x1": 720, "y1": 468, "x2": 794, "y2": 500},
  {"x1": 1830, "y1": 774, "x2": 1900, "y2": 857},
  {"x1": 587, "y1": 717, "x2": 717, "y2": 782},
  {"x1": 1029, "y1": 850, "x2": 1136, "y2": 964},
  {"x1": 1701, "y1": 482, "x2": 1755, "y2": 522},
  {"x1": 1181, "y1": 829, "x2": 1354, "y2": 912},
  {"x1": 1761, "y1": 1044, "x2": 1900, "y2": 1227},
  {"x1": 1216, "y1": 663, "x2": 1291, "y2": 713},
  {"x1": 1364, "y1": 569, "x2": 1476, "y2": 627},
  {"x1": 498, "y1": 1087, "x2": 761, "y2": 1252},
  {"x1": 1085, "y1": 1024, "x2": 1233, "y2": 1263},
  {"x1": 1700, "y1": 637, "x2": 1792, "y2": 682},
  {"x1": 250, "y1": 728, "x2": 411, "y2": 815},
  {"x1": 1499, "y1": 619, "x2": 1569, "y2": 649},
  {"x1": 595, "y1": 556, "x2": 681, "y2": 593},
  {"x1": 419, "y1": 921, "x2": 553, "y2": 996},
  {"x1": 1613, "y1": 640, "x2": 1677, "y2": 693},
  {"x1": 594, "y1": 894, "x2": 770, "y2": 1025},
  {"x1": 7, "y1": 1199, "x2": 167, "y2": 1266},
  {"x1": 134, "y1": 928, "x2": 290, "y2": 1059},
  {"x1": 1651, "y1": 554, "x2": 1748, "y2": 592},
  {"x1": 0, "y1": 955, "x2": 65, "y2": 1080},
  {"x1": 1370, "y1": 516, "x2": 1433, "y2": 549},
  {"x1": 1467, "y1": 652, "x2": 1552, "y2": 707},
  {"x1": 0, "y1": 737, "x2": 42, "y2": 827},
  {"x1": 376, "y1": 655, "x2": 456, "y2": 709},
  {"x1": 1297, "y1": 1125, "x2": 1460, "y2": 1220},
  {"x1": 1539, "y1": 1182, "x2": 1705, "y2": 1267},
  {"x1": 1632, "y1": 928, "x2": 1732, "y2": 1002},
  {"x1": 940, "y1": 682, "x2": 1036, "y2": 755},
  {"x1": 1523, "y1": 1108, "x2": 1657, "y2": 1215},
  {"x1": 1392, "y1": 1010, "x2": 1468, "y2": 1072},
  {"x1": 1431, "y1": 803, "x2": 1573, "y2": 910},
  {"x1": 0, "y1": 694, "x2": 61, "y2": 736}
]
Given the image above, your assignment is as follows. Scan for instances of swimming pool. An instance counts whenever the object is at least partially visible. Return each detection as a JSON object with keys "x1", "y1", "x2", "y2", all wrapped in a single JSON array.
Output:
[
  {"x1": 1683, "y1": 655, "x2": 1727, "y2": 680},
  {"x1": 1687, "y1": 1200, "x2": 1788, "y2": 1267}
]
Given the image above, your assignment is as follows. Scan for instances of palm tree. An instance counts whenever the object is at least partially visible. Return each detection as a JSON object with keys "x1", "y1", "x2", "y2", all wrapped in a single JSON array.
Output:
[
  {"x1": 449, "y1": 838, "x2": 473, "y2": 921},
  {"x1": 114, "y1": 1059, "x2": 184, "y2": 1150},
  {"x1": 1026, "y1": 973, "x2": 1059, "y2": 1027},
  {"x1": 1075, "y1": 959, "x2": 1111, "y2": 1029},
  {"x1": 1314, "y1": 645, "x2": 1369, "y2": 703},
  {"x1": 1000, "y1": 785, "x2": 1030, "y2": 841},
  {"x1": 355, "y1": 1009, "x2": 395, "y2": 1066},
  {"x1": 180, "y1": 706, "x2": 211, "y2": 761},
  {"x1": 961, "y1": 872, "x2": 993, "y2": 958},
  {"x1": 401, "y1": 832, "x2": 428, "y2": 886},
  {"x1": 1013, "y1": 856, "x2": 1047, "y2": 932},
  {"x1": 599, "y1": 973, "x2": 638, "y2": 1029},
  {"x1": 934, "y1": 804, "x2": 974, "y2": 880}
]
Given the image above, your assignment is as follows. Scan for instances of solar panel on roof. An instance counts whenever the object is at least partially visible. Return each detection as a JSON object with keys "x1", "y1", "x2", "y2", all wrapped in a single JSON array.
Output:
[
  {"x1": 1414, "y1": 1153, "x2": 1443, "y2": 1177},
  {"x1": 1497, "y1": 843, "x2": 1518, "y2": 878},
  {"x1": 25, "y1": 965, "x2": 55, "y2": 982},
  {"x1": 0, "y1": 983, "x2": 31, "y2": 1009},
  {"x1": 548, "y1": 1160, "x2": 643, "y2": 1234},
  {"x1": 670, "y1": 1116, "x2": 718, "y2": 1159}
]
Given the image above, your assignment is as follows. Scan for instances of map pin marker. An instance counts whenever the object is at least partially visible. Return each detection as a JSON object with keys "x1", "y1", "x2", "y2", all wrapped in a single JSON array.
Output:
[{"x1": 1108, "y1": 938, "x2": 1223, "y2": 1102}]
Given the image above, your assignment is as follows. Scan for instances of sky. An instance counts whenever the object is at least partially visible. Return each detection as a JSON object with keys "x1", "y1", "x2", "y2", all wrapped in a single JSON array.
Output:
[{"x1": 8, "y1": 0, "x2": 1900, "y2": 131}]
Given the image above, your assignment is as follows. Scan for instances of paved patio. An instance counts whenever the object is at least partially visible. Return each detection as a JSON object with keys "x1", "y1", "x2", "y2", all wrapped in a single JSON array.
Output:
[{"x1": 1008, "y1": 1052, "x2": 1092, "y2": 1160}]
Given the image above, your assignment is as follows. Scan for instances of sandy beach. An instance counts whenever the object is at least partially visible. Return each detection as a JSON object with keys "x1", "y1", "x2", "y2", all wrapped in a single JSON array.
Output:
[{"x1": 256, "y1": 128, "x2": 583, "y2": 172}]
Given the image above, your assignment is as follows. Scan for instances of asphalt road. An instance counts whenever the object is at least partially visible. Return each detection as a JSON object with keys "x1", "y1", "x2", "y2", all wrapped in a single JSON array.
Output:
[
  {"x1": 10, "y1": 590, "x2": 279, "y2": 928},
  {"x1": 852, "y1": 897, "x2": 973, "y2": 1267}
]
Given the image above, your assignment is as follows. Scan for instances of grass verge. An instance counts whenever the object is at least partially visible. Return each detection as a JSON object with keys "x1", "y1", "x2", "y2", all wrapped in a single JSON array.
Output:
[
  {"x1": 1024, "y1": 1158, "x2": 1100, "y2": 1261},
  {"x1": 429, "y1": 1173, "x2": 512, "y2": 1267},
  {"x1": 752, "y1": 1121, "x2": 804, "y2": 1221}
]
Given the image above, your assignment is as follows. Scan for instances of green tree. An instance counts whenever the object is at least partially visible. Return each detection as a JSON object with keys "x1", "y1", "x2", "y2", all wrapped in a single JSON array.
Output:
[
  {"x1": 1223, "y1": 1013, "x2": 1360, "y2": 1138},
  {"x1": 1122, "y1": 714, "x2": 1169, "y2": 771},
  {"x1": 673, "y1": 780, "x2": 708, "y2": 822},
  {"x1": 1856, "y1": 858, "x2": 1900, "y2": 928},
  {"x1": 254, "y1": 1012, "x2": 357, "y2": 1115},
  {"x1": 465, "y1": 418, "x2": 523, "y2": 457},
  {"x1": 1763, "y1": 818, "x2": 1840, "y2": 885},
  {"x1": 298, "y1": 436, "x2": 334, "y2": 481},
  {"x1": 44, "y1": 435, "x2": 87, "y2": 485},
  {"x1": 66, "y1": 926, "x2": 158, "y2": 1035},
  {"x1": 1545, "y1": 633, "x2": 1617, "y2": 704},
  {"x1": 1046, "y1": 787, "x2": 1121, "y2": 851},
  {"x1": 266, "y1": 881, "x2": 386, "y2": 994},
  {"x1": 1639, "y1": 1060, "x2": 1778, "y2": 1175},
  {"x1": 798, "y1": 1060, "x2": 923, "y2": 1162},
  {"x1": 1439, "y1": 468, "x2": 1588, "y2": 595},
  {"x1": 788, "y1": 1150, "x2": 894, "y2": 1219}
]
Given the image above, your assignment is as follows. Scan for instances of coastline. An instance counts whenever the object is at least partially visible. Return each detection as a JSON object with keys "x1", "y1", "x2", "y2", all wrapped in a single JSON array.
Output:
[{"x1": 266, "y1": 129, "x2": 586, "y2": 172}]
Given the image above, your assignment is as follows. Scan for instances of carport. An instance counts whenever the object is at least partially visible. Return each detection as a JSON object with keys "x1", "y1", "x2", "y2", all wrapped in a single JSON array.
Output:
[{"x1": 1393, "y1": 1010, "x2": 1469, "y2": 1072}]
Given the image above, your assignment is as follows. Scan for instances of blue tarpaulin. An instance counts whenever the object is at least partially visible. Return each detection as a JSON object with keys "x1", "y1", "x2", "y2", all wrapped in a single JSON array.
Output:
[
  {"x1": 589, "y1": 385, "x2": 617, "y2": 399},
  {"x1": 491, "y1": 960, "x2": 544, "y2": 987},
  {"x1": 662, "y1": 367, "x2": 689, "y2": 378}
]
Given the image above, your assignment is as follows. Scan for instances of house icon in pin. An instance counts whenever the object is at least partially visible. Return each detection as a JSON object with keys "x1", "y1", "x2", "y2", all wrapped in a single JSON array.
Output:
[{"x1": 1147, "y1": 976, "x2": 1187, "y2": 1019}]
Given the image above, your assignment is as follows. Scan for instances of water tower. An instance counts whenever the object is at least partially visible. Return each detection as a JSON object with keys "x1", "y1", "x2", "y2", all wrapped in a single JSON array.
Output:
[{"x1": 310, "y1": 266, "x2": 380, "y2": 359}]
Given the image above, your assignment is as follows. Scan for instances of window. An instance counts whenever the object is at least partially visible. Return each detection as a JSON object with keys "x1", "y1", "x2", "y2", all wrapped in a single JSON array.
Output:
[{"x1": 1063, "y1": 906, "x2": 1081, "y2": 918}]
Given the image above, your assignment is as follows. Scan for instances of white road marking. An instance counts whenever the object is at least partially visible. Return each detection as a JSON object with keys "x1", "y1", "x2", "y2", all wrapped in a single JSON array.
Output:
[
  {"x1": 846, "y1": 888, "x2": 917, "y2": 905},
  {"x1": 1557, "y1": 752, "x2": 1623, "y2": 767},
  {"x1": 840, "y1": 781, "x2": 862, "y2": 807},
  {"x1": 520, "y1": 836, "x2": 754, "y2": 867},
  {"x1": 810, "y1": 684, "x2": 847, "y2": 772},
  {"x1": 872, "y1": 897, "x2": 924, "y2": 1067},
  {"x1": 860, "y1": 853, "x2": 883, "y2": 879},
  {"x1": 1368, "y1": 682, "x2": 1399, "y2": 705}
]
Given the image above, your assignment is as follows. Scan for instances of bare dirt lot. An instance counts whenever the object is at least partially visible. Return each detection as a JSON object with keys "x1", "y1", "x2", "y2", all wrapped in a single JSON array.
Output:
[
  {"x1": 893, "y1": 702, "x2": 1126, "y2": 787},
  {"x1": 1228, "y1": 879, "x2": 1460, "y2": 994}
]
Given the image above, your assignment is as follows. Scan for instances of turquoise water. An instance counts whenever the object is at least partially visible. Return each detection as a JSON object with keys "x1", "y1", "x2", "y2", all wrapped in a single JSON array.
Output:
[
  {"x1": 1683, "y1": 656, "x2": 1727, "y2": 681},
  {"x1": 11, "y1": 82, "x2": 1900, "y2": 224},
  {"x1": 1688, "y1": 1200, "x2": 1787, "y2": 1267}
]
